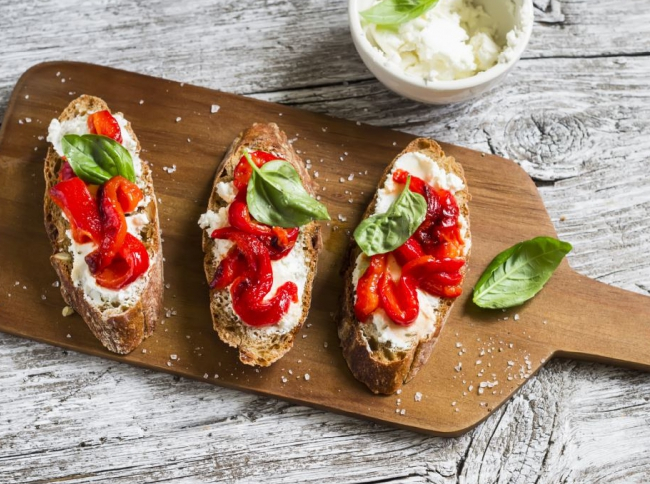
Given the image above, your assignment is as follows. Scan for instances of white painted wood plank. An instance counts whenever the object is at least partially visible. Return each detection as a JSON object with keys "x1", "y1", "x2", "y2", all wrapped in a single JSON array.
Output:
[{"x1": 1, "y1": 0, "x2": 650, "y2": 482}]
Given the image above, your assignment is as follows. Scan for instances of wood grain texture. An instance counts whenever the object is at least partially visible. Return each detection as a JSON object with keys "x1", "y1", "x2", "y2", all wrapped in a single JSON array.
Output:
[{"x1": 1, "y1": 0, "x2": 649, "y2": 483}]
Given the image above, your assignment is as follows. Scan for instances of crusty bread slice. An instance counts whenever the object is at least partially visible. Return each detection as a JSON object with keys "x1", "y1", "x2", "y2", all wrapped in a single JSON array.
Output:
[
  {"x1": 338, "y1": 138, "x2": 471, "y2": 394},
  {"x1": 43, "y1": 95, "x2": 163, "y2": 354},
  {"x1": 201, "y1": 123, "x2": 322, "y2": 367}
]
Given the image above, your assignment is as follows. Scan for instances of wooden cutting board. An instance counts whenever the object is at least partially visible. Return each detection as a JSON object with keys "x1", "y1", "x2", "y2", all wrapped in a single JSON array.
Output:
[{"x1": 2, "y1": 62, "x2": 650, "y2": 437}]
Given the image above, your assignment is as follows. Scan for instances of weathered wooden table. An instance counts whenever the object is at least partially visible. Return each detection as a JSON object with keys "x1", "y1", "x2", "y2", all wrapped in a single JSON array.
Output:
[{"x1": 2, "y1": 1, "x2": 649, "y2": 482}]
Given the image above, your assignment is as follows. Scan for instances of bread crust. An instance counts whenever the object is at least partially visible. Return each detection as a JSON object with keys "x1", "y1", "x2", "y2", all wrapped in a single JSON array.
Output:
[
  {"x1": 43, "y1": 95, "x2": 163, "y2": 354},
  {"x1": 338, "y1": 138, "x2": 471, "y2": 394},
  {"x1": 202, "y1": 123, "x2": 322, "y2": 367}
]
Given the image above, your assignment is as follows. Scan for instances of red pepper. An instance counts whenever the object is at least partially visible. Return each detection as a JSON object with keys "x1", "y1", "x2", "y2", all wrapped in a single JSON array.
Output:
[
  {"x1": 87, "y1": 110, "x2": 122, "y2": 143},
  {"x1": 392, "y1": 236, "x2": 424, "y2": 266},
  {"x1": 228, "y1": 191, "x2": 274, "y2": 236},
  {"x1": 212, "y1": 230, "x2": 298, "y2": 326},
  {"x1": 94, "y1": 233, "x2": 149, "y2": 290},
  {"x1": 86, "y1": 176, "x2": 143, "y2": 274},
  {"x1": 227, "y1": 191, "x2": 299, "y2": 260},
  {"x1": 233, "y1": 150, "x2": 279, "y2": 191},
  {"x1": 210, "y1": 247, "x2": 247, "y2": 290},
  {"x1": 354, "y1": 254, "x2": 387, "y2": 323},
  {"x1": 379, "y1": 271, "x2": 419, "y2": 326},
  {"x1": 402, "y1": 256, "x2": 465, "y2": 298},
  {"x1": 266, "y1": 227, "x2": 299, "y2": 260},
  {"x1": 59, "y1": 159, "x2": 76, "y2": 181},
  {"x1": 49, "y1": 177, "x2": 102, "y2": 244}
]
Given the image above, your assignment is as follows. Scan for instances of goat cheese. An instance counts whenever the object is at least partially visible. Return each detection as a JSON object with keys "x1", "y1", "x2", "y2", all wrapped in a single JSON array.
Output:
[{"x1": 361, "y1": 0, "x2": 527, "y2": 82}]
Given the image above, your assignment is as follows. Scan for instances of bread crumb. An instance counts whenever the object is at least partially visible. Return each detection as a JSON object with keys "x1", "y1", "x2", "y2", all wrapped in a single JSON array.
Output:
[
  {"x1": 560, "y1": 215, "x2": 566, "y2": 222},
  {"x1": 62, "y1": 306, "x2": 75, "y2": 317}
]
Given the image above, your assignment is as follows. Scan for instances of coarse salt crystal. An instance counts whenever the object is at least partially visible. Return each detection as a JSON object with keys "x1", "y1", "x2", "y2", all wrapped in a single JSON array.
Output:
[
  {"x1": 514, "y1": 314, "x2": 520, "y2": 321},
  {"x1": 170, "y1": 354, "x2": 178, "y2": 360},
  {"x1": 203, "y1": 373, "x2": 209, "y2": 379},
  {"x1": 211, "y1": 104, "x2": 220, "y2": 114},
  {"x1": 414, "y1": 392, "x2": 422, "y2": 402},
  {"x1": 175, "y1": 117, "x2": 182, "y2": 122},
  {"x1": 304, "y1": 373, "x2": 310, "y2": 381}
]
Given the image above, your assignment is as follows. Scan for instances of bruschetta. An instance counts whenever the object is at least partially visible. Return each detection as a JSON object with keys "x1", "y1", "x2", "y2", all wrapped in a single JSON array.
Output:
[
  {"x1": 198, "y1": 123, "x2": 329, "y2": 366},
  {"x1": 44, "y1": 95, "x2": 163, "y2": 354},
  {"x1": 339, "y1": 138, "x2": 471, "y2": 394}
]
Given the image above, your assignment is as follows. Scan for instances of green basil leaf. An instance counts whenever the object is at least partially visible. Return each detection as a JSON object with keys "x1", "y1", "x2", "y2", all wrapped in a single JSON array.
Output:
[
  {"x1": 353, "y1": 176, "x2": 427, "y2": 256},
  {"x1": 61, "y1": 134, "x2": 135, "y2": 184},
  {"x1": 360, "y1": 0, "x2": 439, "y2": 26},
  {"x1": 473, "y1": 236, "x2": 573, "y2": 309},
  {"x1": 245, "y1": 150, "x2": 331, "y2": 228}
]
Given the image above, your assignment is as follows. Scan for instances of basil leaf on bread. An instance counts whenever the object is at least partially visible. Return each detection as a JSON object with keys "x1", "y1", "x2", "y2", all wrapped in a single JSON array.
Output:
[
  {"x1": 353, "y1": 176, "x2": 426, "y2": 256},
  {"x1": 62, "y1": 134, "x2": 135, "y2": 184},
  {"x1": 244, "y1": 149, "x2": 330, "y2": 228}
]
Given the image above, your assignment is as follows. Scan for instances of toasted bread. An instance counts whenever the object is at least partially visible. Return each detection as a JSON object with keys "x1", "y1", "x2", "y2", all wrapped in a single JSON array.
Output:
[
  {"x1": 201, "y1": 123, "x2": 322, "y2": 367},
  {"x1": 43, "y1": 95, "x2": 163, "y2": 354},
  {"x1": 338, "y1": 138, "x2": 471, "y2": 394}
]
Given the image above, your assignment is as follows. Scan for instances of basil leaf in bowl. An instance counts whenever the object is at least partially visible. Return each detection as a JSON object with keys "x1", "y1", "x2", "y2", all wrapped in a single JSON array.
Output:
[
  {"x1": 244, "y1": 149, "x2": 330, "y2": 228},
  {"x1": 473, "y1": 236, "x2": 573, "y2": 309},
  {"x1": 360, "y1": 0, "x2": 439, "y2": 26},
  {"x1": 62, "y1": 134, "x2": 136, "y2": 184},
  {"x1": 353, "y1": 176, "x2": 426, "y2": 256}
]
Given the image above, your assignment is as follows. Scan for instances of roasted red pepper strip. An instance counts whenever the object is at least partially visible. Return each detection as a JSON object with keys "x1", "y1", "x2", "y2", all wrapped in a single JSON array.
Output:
[
  {"x1": 210, "y1": 247, "x2": 247, "y2": 290},
  {"x1": 228, "y1": 190, "x2": 298, "y2": 259},
  {"x1": 231, "y1": 278, "x2": 298, "y2": 327},
  {"x1": 94, "y1": 233, "x2": 149, "y2": 290},
  {"x1": 402, "y1": 256, "x2": 465, "y2": 298},
  {"x1": 392, "y1": 236, "x2": 425, "y2": 266},
  {"x1": 228, "y1": 191, "x2": 274, "y2": 236},
  {"x1": 212, "y1": 230, "x2": 298, "y2": 326},
  {"x1": 266, "y1": 227, "x2": 299, "y2": 260},
  {"x1": 59, "y1": 159, "x2": 76, "y2": 182},
  {"x1": 49, "y1": 177, "x2": 102, "y2": 244},
  {"x1": 87, "y1": 110, "x2": 122, "y2": 143},
  {"x1": 379, "y1": 271, "x2": 419, "y2": 326},
  {"x1": 233, "y1": 150, "x2": 279, "y2": 191},
  {"x1": 354, "y1": 254, "x2": 387, "y2": 323},
  {"x1": 86, "y1": 176, "x2": 143, "y2": 274}
]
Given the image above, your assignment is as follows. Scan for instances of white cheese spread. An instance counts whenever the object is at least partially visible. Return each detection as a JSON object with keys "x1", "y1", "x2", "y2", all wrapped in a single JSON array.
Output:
[
  {"x1": 353, "y1": 151, "x2": 469, "y2": 350},
  {"x1": 48, "y1": 111, "x2": 152, "y2": 309},
  {"x1": 361, "y1": 0, "x2": 530, "y2": 82},
  {"x1": 198, "y1": 181, "x2": 308, "y2": 334}
]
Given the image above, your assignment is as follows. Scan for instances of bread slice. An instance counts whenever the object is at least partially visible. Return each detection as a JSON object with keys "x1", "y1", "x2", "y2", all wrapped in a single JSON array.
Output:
[
  {"x1": 43, "y1": 95, "x2": 163, "y2": 354},
  {"x1": 201, "y1": 123, "x2": 322, "y2": 367},
  {"x1": 338, "y1": 138, "x2": 471, "y2": 394}
]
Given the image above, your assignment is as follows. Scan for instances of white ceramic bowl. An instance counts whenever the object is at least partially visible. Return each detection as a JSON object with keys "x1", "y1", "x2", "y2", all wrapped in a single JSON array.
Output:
[{"x1": 349, "y1": 0, "x2": 534, "y2": 105}]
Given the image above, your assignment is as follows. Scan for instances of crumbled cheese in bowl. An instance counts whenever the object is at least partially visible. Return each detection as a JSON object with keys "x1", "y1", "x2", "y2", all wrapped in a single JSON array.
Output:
[{"x1": 358, "y1": 0, "x2": 531, "y2": 82}]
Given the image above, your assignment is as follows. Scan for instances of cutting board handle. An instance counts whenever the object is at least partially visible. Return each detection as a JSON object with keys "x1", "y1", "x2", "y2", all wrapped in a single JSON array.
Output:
[{"x1": 553, "y1": 271, "x2": 650, "y2": 370}]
